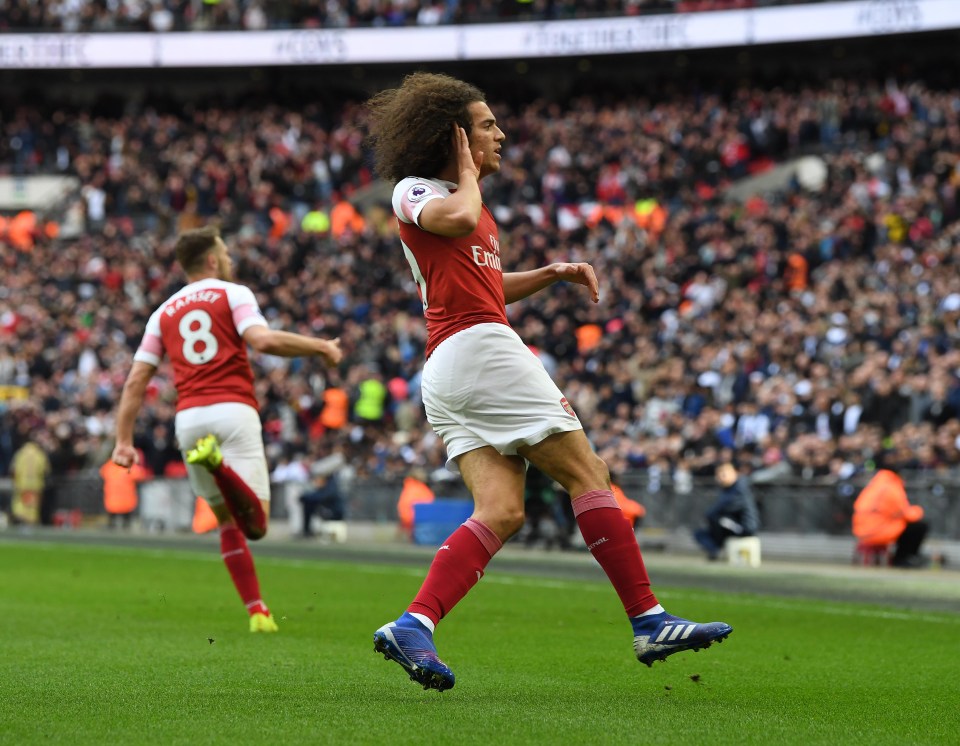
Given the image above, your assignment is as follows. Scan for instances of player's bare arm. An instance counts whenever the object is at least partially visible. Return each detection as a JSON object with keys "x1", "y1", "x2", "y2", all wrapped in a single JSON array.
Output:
[
  {"x1": 503, "y1": 262, "x2": 600, "y2": 305},
  {"x1": 112, "y1": 360, "x2": 157, "y2": 469},
  {"x1": 243, "y1": 325, "x2": 342, "y2": 366},
  {"x1": 418, "y1": 124, "x2": 484, "y2": 238}
]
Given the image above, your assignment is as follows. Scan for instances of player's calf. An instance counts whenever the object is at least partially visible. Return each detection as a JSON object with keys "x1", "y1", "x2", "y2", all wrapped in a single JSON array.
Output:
[{"x1": 187, "y1": 435, "x2": 268, "y2": 540}]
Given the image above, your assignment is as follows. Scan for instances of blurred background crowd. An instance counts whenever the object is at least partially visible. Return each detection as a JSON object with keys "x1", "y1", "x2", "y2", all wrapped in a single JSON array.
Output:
[
  {"x1": 0, "y1": 0, "x2": 843, "y2": 33},
  {"x1": 5, "y1": 61, "x2": 960, "y2": 501}
]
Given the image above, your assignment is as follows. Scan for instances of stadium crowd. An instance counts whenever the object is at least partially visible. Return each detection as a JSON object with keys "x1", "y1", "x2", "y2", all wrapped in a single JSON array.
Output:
[
  {"x1": 0, "y1": 0, "x2": 851, "y2": 33},
  {"x1": 3, "y1": 73, "x2": 960, "y2": 500}
]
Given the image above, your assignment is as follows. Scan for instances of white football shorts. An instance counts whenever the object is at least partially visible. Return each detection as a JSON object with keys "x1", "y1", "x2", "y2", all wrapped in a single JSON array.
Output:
[
  {"x1": 422, "y1": 323, "x2": 583, "y2": 472},
  {"x1": 175, "y1": 401, "x2": 271, "y2": 506}
]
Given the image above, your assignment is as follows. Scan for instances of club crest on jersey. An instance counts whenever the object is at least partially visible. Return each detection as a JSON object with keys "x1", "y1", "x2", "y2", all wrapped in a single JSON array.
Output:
[
  {"x1": 560, "y1": 397, "x2": 577, "y2": 418},
  {"x1": 407, "y1": 183, "x2": 433, "y2": 202}
]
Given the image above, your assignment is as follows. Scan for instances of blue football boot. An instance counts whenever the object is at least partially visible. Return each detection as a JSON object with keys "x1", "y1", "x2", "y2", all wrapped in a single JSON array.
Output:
[
  {"x1": 373, "y1": 612, "x2": 455, "y2": 691},
  {"x1": 632, "y1": 612, "x2": 733, "y2": 666}
]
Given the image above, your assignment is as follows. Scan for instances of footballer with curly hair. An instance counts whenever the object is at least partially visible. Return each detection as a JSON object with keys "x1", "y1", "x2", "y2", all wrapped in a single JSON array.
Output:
[{"x1": 368, "y1": 72, "x2": 732, "y2": 692}]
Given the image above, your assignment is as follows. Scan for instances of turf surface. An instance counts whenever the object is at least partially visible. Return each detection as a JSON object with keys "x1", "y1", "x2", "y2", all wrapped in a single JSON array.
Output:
[{"x1": 1, "y1": 540, "x2": 957, "y2": 745}]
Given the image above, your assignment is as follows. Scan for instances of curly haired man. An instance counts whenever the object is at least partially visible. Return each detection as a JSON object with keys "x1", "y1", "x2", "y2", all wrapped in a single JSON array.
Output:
[{"x1": 367, "y1": 73, "x2": 732, "y2": 691}]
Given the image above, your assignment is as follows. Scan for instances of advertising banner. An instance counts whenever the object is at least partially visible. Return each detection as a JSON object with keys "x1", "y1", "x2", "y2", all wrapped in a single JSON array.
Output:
[{"x1": 0, "y1": 0, "x2": 956, "y2": 69}]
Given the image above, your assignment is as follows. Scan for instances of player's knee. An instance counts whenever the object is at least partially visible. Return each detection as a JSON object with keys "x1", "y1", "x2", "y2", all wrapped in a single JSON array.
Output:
[
  {"x1": 587, "y1": 452, "x2": 611, "y2": 486},
  {"x1": 501, "y1": 506, "x2": 526, "y2": 537},
  {"x1": 563, "y1": 452, "x2": 610, "y2": 495},
  {"x1": 478, "y1": 506, "x2": 525, "y2": 539}
]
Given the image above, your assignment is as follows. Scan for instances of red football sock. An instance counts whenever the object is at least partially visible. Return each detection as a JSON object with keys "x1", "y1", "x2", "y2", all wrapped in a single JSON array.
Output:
[
  {"x1": 573, "y1": 489, "x2": 658, "y2": 617},
  {"x1": 408, "y1": 518, "x2": 502, "y2": 626},
  {"x1": 211, "y1": 462, "x2": 267, "y2": 540},
  {"x1": 220, "y1": 525, "x2": 269, "y2": 616}
]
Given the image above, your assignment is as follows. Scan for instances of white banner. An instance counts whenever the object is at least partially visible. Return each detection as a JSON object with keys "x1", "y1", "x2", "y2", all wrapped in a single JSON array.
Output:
[
  {"x1": 0, "y1": 175, "x2": 80, "y2": 210},
  {"x1": 160, "y1": 27, "x2": 459, "y2": 66},
  {"x1": 464, "y1": 12, "x2": 746, "y2": 58},
  {"x1": 0, "y1": 33, "x2": 156, "y2": 67},
  {"x1": 753, "y1": 0, "x2": 950, "y2": 44},
  {"x1": 0, "y1": 0, "x2": 956, "y2": 69}
]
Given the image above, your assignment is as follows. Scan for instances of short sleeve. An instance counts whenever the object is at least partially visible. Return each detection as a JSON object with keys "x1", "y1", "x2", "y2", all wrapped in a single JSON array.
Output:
[
  {"x1": 133, "y1": 307, "x2": 164, "y2": 367},
  {"x1": 392, "y1": 177, "x2": 446, "y2": 226},
  {"x1": 226, "y1": 283, "x2": 268, "y2": 336}
]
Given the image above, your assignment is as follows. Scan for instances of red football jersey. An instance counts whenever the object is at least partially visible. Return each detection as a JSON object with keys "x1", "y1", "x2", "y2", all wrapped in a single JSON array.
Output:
[
  {"x1": 393, "y1": 177, "x2": 508, "y2": 358},
  {"x1": 134, "y1": 278, "x2": 267, "y2": 412}
]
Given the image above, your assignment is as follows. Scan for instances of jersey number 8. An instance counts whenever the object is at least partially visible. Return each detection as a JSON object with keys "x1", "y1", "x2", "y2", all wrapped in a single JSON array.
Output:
[{"x1": 179, "y1": 309, "x2": 219, "y2": 365}]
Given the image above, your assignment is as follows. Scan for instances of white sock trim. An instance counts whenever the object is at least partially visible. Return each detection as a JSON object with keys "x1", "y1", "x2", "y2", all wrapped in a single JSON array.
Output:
[
  {"x1": 410, "y1": 613, "x2": 436, "y2": 633},
  {"x1": 634, "y1": 604, "x2": 665, "y2": 618}
]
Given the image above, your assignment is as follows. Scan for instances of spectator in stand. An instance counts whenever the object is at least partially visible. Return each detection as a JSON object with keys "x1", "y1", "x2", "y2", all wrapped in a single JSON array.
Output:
[
  {"x1": 4, "y1": 72, "x2": 960, "y2": 509},
  {"x1": 0, "y1": 0, "x2": 846, "y2": 32}
]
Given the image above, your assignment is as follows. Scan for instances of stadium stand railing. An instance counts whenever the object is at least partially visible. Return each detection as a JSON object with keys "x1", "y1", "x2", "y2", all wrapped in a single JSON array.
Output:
[{"x1": 3, "y1": 472, "x2": 956, "y2": 539}]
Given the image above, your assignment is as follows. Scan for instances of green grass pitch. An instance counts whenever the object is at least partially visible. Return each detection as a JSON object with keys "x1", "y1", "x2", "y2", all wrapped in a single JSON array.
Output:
[{"x1": 0, "y1": 540, "x2": 957, "y2": 745}]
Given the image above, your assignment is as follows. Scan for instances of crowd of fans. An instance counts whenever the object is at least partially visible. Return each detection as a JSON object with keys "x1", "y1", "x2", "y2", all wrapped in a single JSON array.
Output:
[
  {"x1": 3, "y1": 71, "x2": 960, "y2": 503},
  {"x1": 0, "y1": 0, "x2": 850, "y2": 33}
]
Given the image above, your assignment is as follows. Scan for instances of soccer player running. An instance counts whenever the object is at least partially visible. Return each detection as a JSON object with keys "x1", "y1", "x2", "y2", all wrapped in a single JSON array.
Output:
[
  {"x1": 111, "y1": 226, "x2": 342, "y2": 632},
  {"x1": 367, "y1": 73, "x2": 731, "y2": 691}
]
